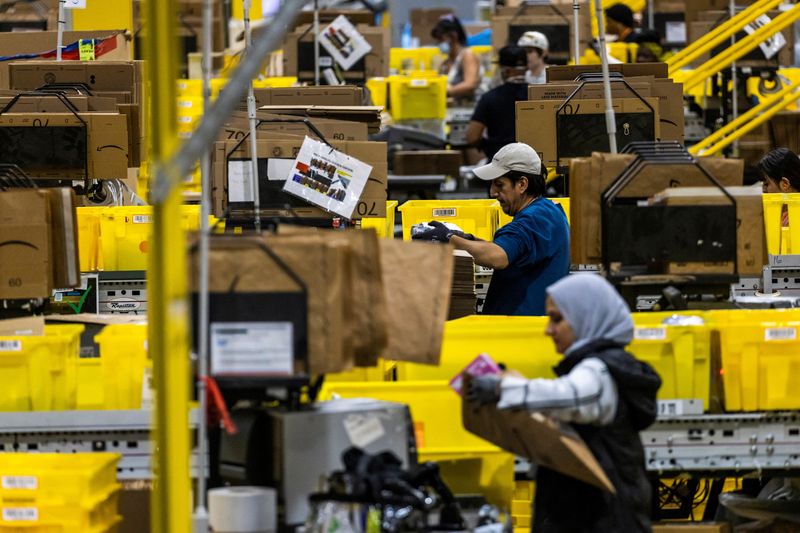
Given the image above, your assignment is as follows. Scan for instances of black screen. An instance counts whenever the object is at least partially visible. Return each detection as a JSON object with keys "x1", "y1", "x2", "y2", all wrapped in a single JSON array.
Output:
[
  {"x1": 0, "y1": 126, "x2": 87, "y2": 174},
  {"x1": 297, "y1": 41, "x2": 367, "y2": 74},
  {"x1": 557, "y1": 112, "x2": 655, "y2": 159}
]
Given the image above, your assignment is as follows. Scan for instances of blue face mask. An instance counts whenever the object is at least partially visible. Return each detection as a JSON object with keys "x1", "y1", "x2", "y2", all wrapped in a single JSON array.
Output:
[{"x1": 438, "y1": 41, "x2": 451, "y2": 55}]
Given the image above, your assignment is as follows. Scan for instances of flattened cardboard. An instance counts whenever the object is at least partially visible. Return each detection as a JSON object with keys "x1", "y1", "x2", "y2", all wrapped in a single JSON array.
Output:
[
  {"x1": 546, "y1": 63, "x2": 670, "y2": 82},
  {"x1": 257, "y1": 105, "x2": 382, "y2": 134},
  {"x1": 223, "y1": 111, "x2": 368, "y2": 142},
  {"x1": 652, "y1": 186, "x2": 767, "y2": 276},
  {"x1": 0, "y1": 189, "x2": 51, "y2": 299},
  {"x1": 250, "y1": 86, "x2": 364, "y2": 107},
  {"x1": 45, "y1": 188, "x2": 80, "y2": 290},
  {"x1": 378, "y1": 239, "x2": 453, "y2": 365},
  {"x1": 653, "y1": 523, "x2": 732, "y2": 533},
  {"x1": 462, "y1": 381, "x2": 615, "y2": 493}
]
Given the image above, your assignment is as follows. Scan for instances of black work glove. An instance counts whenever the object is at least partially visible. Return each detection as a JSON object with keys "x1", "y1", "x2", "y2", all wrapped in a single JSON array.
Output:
[
  {"x1": 412, "y1": 221, "x2": 475, "y2": 243},
  {"x1": 465, "y1": 375, "x2": 502, "y2": 406}
]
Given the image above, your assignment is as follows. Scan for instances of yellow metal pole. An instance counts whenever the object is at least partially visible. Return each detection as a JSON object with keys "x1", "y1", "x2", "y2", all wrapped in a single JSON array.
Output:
[
  {"x1": 668, "y1": 0, "x2": 782, "y2": 72},
  {"x1": 142, "y1": 0, "x2": 192, "y2": 532},
  {"x1": 681, "y1": 5, "x2": 800, "y2": 91}
]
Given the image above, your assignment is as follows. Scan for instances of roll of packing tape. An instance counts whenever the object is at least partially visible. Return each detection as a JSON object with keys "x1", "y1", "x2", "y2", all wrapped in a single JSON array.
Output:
[{"x1": 208, "y1": 486, "x2": 277, "y2": 533}]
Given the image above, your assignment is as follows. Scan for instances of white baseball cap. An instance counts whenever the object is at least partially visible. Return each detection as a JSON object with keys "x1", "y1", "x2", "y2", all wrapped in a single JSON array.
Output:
[
  {"x1": 517, "y1": 31, "x2": 549, "y2": 52},
  {"x1": 473, "y1": 143, "x2": 542, "y2": 181}
]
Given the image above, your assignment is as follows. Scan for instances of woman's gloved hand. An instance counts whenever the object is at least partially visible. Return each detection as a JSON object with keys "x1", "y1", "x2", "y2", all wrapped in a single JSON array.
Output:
[
  {"x1": 466, "y1": 375, "x2": 502, "y2": 405},
  {"x1": 412, "y1": 221, "x2": 475, "y2": 243}
]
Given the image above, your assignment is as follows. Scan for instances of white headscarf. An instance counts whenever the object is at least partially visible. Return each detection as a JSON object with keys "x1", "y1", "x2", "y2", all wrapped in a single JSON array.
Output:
[{"x1": 546, "y1": 274, "x2": 634, "y2": 355}]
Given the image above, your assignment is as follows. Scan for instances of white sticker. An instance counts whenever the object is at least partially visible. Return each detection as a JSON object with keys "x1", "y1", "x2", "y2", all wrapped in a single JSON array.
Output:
[
  {"x1": 227, "y1": 160, "x2": 255, "y2": 202},
  {"x1": 765, "y1": 327, "x2": 797, "y2": 341},
  {"x1": 211, "y1": 322, "x2": 293, "y2": 375},
  {"x1": 343, "y1": 414, "x2": 385, "y2": 449},
  {"x1": 53, "y1": 293, "x2": 63, "y2": 302},
  {"x1": 634, "y1": 327, "x2": 667, "y2": 341},
  {"x1": 132, "y1": 215, "x2": 152, "y2": 224},
  {"x1": 658, "y1": 400, "x2": 683, "y2": 417},
  {"x1": 2, "y1": 476, "x2": 37, "y2": 490},
  {"x1": 64, "y1": 0, "x2": 87, "y2": 8},
  {"x1": 744, "y1": 14, "x2": 787, "y2": 60},
  {"x1": 410, "y1": 78, "x2": 429, "y2": 88},
  {"x1": 2, "y1": 508, "x2": 38, "y2": 521},
  {"x1": 432, "y1": 208, "x2": 456, "y2": 217},
  {"x1": 0, "y1": 341, "x2": 22, "y2": 352},
  {"x1": 140, "y1": 366, "x2": 153, "y2": 410},
  {"x1": 665, "y1": 21, "x2": 686, "y2": 43},
  {"x1": 266, "y1": 158, "x2": 295, "y2": 181}
]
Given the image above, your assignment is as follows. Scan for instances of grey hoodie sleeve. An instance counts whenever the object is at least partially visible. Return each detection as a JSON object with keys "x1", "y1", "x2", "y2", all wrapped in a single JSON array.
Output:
[{"x1": 496, "y1": 358, "x2": 619, "y2": 426}]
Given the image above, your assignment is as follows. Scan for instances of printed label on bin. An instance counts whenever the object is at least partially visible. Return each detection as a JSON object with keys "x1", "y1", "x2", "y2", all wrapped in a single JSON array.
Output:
[
  {"x1": 132, "y1": 215, "x2": 152, "y2": 224},
  {"x1": 211, "y1": 322, "x2": 293, "y2": 375},
  {"x1": 634, "y1": 327, "x2": 667, "y2": 341},
  {"x1": 765, "y1": 327, "x2": 797, "y2": 341},
  {"x1": 410, "y1": 79, "x2": 429, "y2": 87},
  {"x1": 2, "y1": 476, "x2": 37, "y2": 490},
  {"x1": 344, "y1": 413, "x2": 385, "y2": 448},
  {"x1": 432, "y1": 208, "x2": 456, "y2": 217},
  {"x1": 0, "y1": 341, "x2": 22, "y2": 352},
  {"x1": 2, "y1": 507, "x2": 38, "y2": 521}
]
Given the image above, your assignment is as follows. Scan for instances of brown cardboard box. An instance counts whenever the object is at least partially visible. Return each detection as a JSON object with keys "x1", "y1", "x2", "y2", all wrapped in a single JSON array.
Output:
[
  {"x1": 0, "y1": 94, "x2": 118, "y2": 113},
  {"x1": 0, "y1": 189, "x2": 51, "y2": 300},
  {"x1": 211, "y1": 137, "x2": 388, "y2": 220},
  {"x1": 410, "y1": 8, "x2": 454, "y2": 46},
  {"x1": 257, "y1": 105, "x2": 382, "y2": 134},
  {"x1": 0, "y1": 316, "x2": 45, "y2": 337},
  {"x1": 653, "y1": 523, "x2": 731, "y2": 533},
  {"x1": 250, "y1": 86, "x2": 364, "y2": 108},
  {"x1": 9, "y1": 61, "x2": 138, "y2": 95},
  {"x1": 45, "y1": 188, "x2": 79, "y2": 290},
  {"x1": 547, "y1": 63, "x2": 670, "y2": 82},
  {"x1": 223, "y1": 111, "x2": 369, "y2": 142},
  {"x1": 393, "y1": 150, "x2": 462, "y2": 176},
  {"x1": 652, "y1": 186, "x2": 767, "y2": 276},
  {"x1": 283, "y1": 24, "x2": 389, "y2": 81},
  {"x1": 0, "y1": 112, "x2": 129, "y2": 180},
  {"x1": 294, "y1": 10, "x2": 375, "y2": 29},
  {"x1": 491, "y1": 15, "x2": 584, "y2": 62},
  {"x1": 462, "y1": 381, "x2": 615, "y2": 493},
  {"x1": 569, "y1": 153, "x2": 745, "y2": 264},
  {"x1": 516, "y1": 97, "x2": 661, "y2": 169}
]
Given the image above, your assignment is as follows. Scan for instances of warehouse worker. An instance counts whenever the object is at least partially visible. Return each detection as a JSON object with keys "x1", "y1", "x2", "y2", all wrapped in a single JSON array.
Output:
[
  {"x1": 432, "y1": 15, "x2": 482, "y2": 101},
  {"x1": 413, "y1": 143, "x2": 570, "y2": 316},
  {"x1": 605, "y1": 3, "x2": 638, "y2": 43},
  {"x1": 465, "y1": 46, "x2": 529, "y2": 161},
  {"x1": 517, "y1": 31, "x2": 550, "y2": 85},
  {"x1": 467, "y1": 274, "x2": 661, "y2": 532},
  {"x1": 760, "y1": 148, "x2": 800, "y2": 227}
]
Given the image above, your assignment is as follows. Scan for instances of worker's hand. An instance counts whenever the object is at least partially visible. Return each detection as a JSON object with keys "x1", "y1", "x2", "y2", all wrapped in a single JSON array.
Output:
[
  {"x1": 412, "y1": 221, "x2": 474, "y2": 243},
  {"x1": 466, "y1": 375, "x2": 502, "y2": 406}
]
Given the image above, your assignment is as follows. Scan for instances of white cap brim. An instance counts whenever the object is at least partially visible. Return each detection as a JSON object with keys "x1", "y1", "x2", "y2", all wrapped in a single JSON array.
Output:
[{"x1": 472, "y1": 160, "x2": 508, "y2": 181}]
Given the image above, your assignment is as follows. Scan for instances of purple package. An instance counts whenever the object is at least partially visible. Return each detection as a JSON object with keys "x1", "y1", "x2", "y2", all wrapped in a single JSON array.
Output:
[{"x1": 450, "y1": 353, "x2": 501, "y2": 396}]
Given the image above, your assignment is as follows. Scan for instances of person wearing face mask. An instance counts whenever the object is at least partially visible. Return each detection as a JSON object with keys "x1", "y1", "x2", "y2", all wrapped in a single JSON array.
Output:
[
  {"x1": 517, "y1": 31, "x2": 550, "y2": 85},
  {"x1": 759, "y1": 148, "x2": 800, "y2": 227},
  {"x1": 466, "y1": 274, "x2": 661, "y2": 533},
  {"x1": 465, "y1": 46, "x2": 530, "y2": 161},
  {"x1": 431, "y1": 15, "x2": 482, "y2": 102},
  {"x1": 412, "y1": 143, "x2": 570, "y2": 316}
]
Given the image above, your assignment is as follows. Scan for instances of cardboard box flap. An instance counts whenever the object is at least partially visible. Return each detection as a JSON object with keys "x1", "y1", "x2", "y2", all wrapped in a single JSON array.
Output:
[
  {"x1": 462, "y1": 388, "x2": 616, "y2": 494},
  {"x1": 46, "y1": 313, "x2": 146, "y2": 325},
  {"x1": 547, "y1": 63, "x2": 670, "y2": 82},
  {"x1": 258, "y1": 105, "x2": 382, "y2": 133}
]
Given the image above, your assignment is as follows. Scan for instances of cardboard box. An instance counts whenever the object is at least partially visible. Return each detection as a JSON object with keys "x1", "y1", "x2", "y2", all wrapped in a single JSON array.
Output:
[
  {"x1": 8, "y1": 60, "x2": 142, "y2": 98},
  {"x1": 46, "y1": 188, "x2": 79, "y2": 290},
  {"x1": 516, "y1": 97, "x2": 661, "y2": 169},
  {"x1": 250, "y1": 86, "x2": 364, "y2": 108},
  {"x1": 547, "y1": 63, "x2": 670, "y2": 82},
  {"x1": 410, "y1": 8, "x2": 454, "y2": 46},
  {"x1": 0, "y1": 112, "x2": 129, "y2": 180},
  {"x1": 294, "y1": 9, "x2": 375, "y2": 29},
  {"x1": 257, "y1": 105, "x2": 382, "y2": 134},
  {"x1": 569, "y1": 153, "x2": 745, "y2": 264},
  {"x1": 491, "y1": 14, "x2": 586, "y2": 63},
  {"x1": 283, "y1": 24, "x2": 389, "y2": 81},
  {"x1": 0, "y1": 189, "x2": 51, "y2": 300},
  {"x1": 653, "y1": 523, "x2": 731, "y2": 533},
  {"x1": 393, "y1": 150, "x2": 462, "y2": 176},
  {"x1": 0, "y1": 94, "x2": 118, "y2": 113},
  {"x1": 223, "y1": 111, "x2": 369, "y2": 142},
  {"x1": 211, "y1": 136, "x2": 388, "y2": 221},
  {"x1": 652, "y1": 186, "x2": 767, "y2": 276}
]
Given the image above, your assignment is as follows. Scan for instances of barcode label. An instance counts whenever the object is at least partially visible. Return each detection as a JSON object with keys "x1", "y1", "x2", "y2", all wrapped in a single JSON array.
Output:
[
  {"x1": 432, "y1": 208, "x2": 456, "y2": 217},
  {"x1": 132, "y1": 215, "x2": 152, "y2": 224},
  {"x1": 658, "y1": 400, "x2": 683, "y2": 416},
  {"x1": 2, "y1": 476, "x2": 36, "y2": 490},
  {"x1": 410, "y1": 79, "x2": 428, "y2": 87},
  {"x1": 634, "y1": 327, "x2": 667, "y2": 341},
  {"x1": 3, "y1": 507, "x2": 38, "y2": 521},
  {"x1": 0, "y1": 341, "x2": 22, "y2": 352},
  {"x1": 177, "y1": 100, "x2": 194, "y2": 108},
  {"x1": 765, "y1": 327, "x2": 796, "y2": 341}
]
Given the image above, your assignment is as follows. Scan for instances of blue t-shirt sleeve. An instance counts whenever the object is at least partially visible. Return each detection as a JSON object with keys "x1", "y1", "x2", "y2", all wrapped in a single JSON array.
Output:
[{"x1": 493, "y1": 205, "x2": 559, "y2": 267}]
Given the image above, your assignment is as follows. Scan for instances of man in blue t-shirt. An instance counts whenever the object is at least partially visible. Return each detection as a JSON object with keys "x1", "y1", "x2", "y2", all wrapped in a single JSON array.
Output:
[{"x1": 413, "y1": 143, "x2": 570, "y2": 315}]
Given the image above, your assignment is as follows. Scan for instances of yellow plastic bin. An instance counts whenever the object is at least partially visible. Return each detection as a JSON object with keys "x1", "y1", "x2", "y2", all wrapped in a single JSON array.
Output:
[
  {"x1": 94, "y1": 324, "x2": 148, "y2": 410},
  {"x1": 0, "y1": 487, "x2": 120, "y2": 532},
  {"x1": 387, "y1": 74, "x2": 447, "y2": 120},
  {"x1": 76, "y1": 355, "x2": 103, "y2": 411},
  {"x1": 76, "y1": 207, "x2": 106, "y2": 272},
  {"x1": 251, "y1": 76, "x2": 297, "y2": 88},
  {"x1": 396, "y1": 315, "x2": 560, "y2": 382},
  {"x1": 762, "y1": 193, "x2": 800, "y2": 255},
  {"x1": 0, "y1": 325, "x2": 83, "y2": 411},
  {"x1": 628, "y1": 312, "x2": 712, "y2": 410},
  {"x1": 319, "y1": 381, "x2": 513, "y2": 507},
  {"x1": 360, "y1": 200, "x2": 398, "y2": 239},
  {"x1": 389, "y1": 47, "x2": 442, "y2": 72},
  {"x1": 365, "y1": 77, "x2": 387, "y2": 110},
  {"x1": 708, "y1": 309, "x2": 800, "y2": 411},
  {"x1": 498, "y1": 198, "x2": 570, "y2": 228},
  {"x1": 325, "y1": 360, "x2": 391, "y2": 382},
  {"x1": 399, "y1": 199, "x2": 500, "y2": 241}
]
